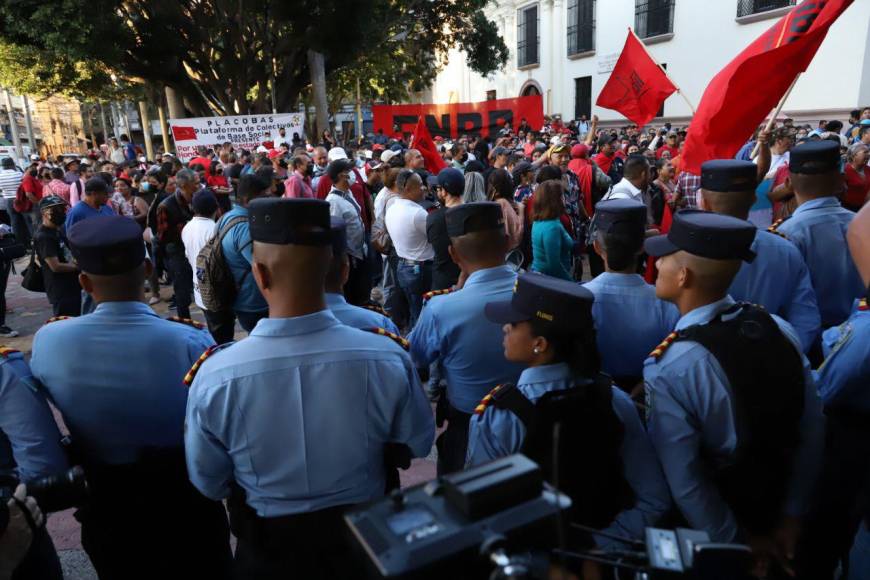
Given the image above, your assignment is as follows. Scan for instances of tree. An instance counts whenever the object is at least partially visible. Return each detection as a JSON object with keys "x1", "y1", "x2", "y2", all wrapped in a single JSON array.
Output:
[{"x1": 0, "y1": 0, "x2": 508, "y2": 117}]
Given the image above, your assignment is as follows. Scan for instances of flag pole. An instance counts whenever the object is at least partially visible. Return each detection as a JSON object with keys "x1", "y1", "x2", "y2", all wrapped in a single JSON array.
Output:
[
  {"x1": 629, "y1": 27, "x2": 696, "y2": 115},
  {"x1": 750, "y1": 74, "x2": 800, "y2": 159}
]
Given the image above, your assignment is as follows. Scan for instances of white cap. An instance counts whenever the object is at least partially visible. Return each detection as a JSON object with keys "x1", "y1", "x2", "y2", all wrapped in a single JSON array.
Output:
[
  {"x1": 327, "y1": 147, "x2": 348, "y2": 162},
  {"x1": 256, "y1": 145, "x2": 269, "y2": 153},
  {"x1": 138, "y1": 156, "x2": 147, "y2": 163},
  {"x1": 29, "y1": 154, "x2": 39, "y2": 160},
  {"x1": 380, "y1": 149, "x2": 399, "y2": 164}
]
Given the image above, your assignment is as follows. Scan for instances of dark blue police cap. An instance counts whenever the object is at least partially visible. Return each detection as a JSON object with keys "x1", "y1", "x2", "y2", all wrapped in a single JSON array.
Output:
[
  {"x1": 484, "y1": 272, "x2": 594, "y2": 330},
  {"x1": 67, "y1": 215, "x2": 145, "y2": 275},
  {"x1": 789, "y1": 140, "x2": 840, "y2": 175},
  {"x1": 700, "y1": 159, "x2": 757, "y2": 192},
  {"x1": 593, "y1": 199, "x2": 646, "y2": 235},
  {"x1": 445, "y1": 202, "x2": 504, "y2": 238},
  {"x1": 248, "y1": 198, "x2": 331, "y2": 246},
  {"x1": 644, "y1": 209, "x2": 756, "y2": 262},
  {"x1": 437, "y1": 168, "x2": 465, "y2": 196},
  {"x1": 329, "y1": 217, "x2": 347, "y2": 256}
]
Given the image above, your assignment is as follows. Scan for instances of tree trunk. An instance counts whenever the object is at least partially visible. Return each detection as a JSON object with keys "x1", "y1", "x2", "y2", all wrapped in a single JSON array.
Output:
[
  {"x1": 2, "y1": 90, "x2": 23, "y2": 161},
  {"x1": 307, "y1": 49, "x2": 328, "y2": 140},
  {"x1": 98, "y1": 102, "x2": 110, "y2": 146},
  {"x1": 157, "y1": 102, "x2": 171, "y2": 154},
  {"x1": 22, "y1": 96, "x2": 35, "y2": 153},
  {"x1": 138, "y1": 101, "x2": 154, "y2": 161},
  {"x1": 165, "y1": 86, "x2": 186, "y2": 119},
  {"x1": 82, "y1": 104, "x2": 96, "y2": 151}
]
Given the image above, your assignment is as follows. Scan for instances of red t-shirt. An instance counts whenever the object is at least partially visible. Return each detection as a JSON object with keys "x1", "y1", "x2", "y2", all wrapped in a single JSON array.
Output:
[
  {"x1": 206, "y1": 174, "x2": 229, "y2": 189},
  {"x1": 844, "y1": 164, "x2": 869, "y2": 209}
]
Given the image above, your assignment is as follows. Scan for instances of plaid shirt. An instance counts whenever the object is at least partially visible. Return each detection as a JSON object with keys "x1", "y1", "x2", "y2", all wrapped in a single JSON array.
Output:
[{"x1": 676, "y1": 171, "x2": 701, "y2": 209}]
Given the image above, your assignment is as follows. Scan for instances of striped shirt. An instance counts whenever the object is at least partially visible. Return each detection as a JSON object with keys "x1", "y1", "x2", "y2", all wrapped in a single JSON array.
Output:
[{"x1": 0, "y1": 169, "x2": 23, "y2": 200}]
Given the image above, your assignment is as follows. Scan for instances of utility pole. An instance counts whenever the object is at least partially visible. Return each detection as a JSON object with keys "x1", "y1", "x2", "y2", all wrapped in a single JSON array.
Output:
[
  {"x1": 138, "y1": 101, "x2": 155, "y2": 161},
  {"x1": 22, "y1": 95, "x2": 35, "y2": 154},
  {"x1": 2, "y1": 89, "x2": 24, "y2": 162}
]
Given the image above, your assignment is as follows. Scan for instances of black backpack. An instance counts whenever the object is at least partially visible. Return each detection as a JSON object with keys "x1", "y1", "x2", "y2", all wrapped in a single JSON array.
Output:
[{"x1": 196, "y1": 216, "x2": 248, "y2": 313}]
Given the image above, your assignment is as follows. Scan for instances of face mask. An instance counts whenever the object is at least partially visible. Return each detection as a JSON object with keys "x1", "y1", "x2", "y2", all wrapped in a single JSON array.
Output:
[
  {"x1": 356, "y1": 158, "x2": 365, "y2": 168},
  {"x1": 347, "y1": 171, "x2": 357, "y2": 186},
  {"x1": 141, "y1": 182, "x2": 151, "y2": 192}
]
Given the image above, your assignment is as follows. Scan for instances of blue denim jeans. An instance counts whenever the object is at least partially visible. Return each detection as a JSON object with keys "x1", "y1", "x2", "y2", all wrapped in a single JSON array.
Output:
[{"x1": 396, "y1": 260, "x2": 432, "y2": 329}]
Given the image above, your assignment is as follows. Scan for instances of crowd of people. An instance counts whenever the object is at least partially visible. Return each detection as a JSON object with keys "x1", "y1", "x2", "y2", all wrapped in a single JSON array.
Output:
[{"x1": 0, "y1": 103, "x2": 867, "y2": 580}]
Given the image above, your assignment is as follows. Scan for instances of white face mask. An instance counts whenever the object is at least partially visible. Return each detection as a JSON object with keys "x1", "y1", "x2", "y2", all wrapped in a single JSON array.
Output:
[{"x1": 347, "y1": 170, "x2": 357, "y2": 186}]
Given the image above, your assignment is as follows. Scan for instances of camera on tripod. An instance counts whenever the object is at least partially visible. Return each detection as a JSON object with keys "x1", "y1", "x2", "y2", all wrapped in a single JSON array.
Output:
[{"x1": 0, "y1": 466, "x2": 89, "y2": 514}]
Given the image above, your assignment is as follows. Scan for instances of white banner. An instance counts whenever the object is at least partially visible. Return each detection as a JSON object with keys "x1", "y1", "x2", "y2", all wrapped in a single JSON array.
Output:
[{"x1": 167, "y1": 113, "x2": 305, "y2": 161}]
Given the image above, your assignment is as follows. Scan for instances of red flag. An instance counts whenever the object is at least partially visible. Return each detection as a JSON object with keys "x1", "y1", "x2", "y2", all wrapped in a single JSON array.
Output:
[
  {"x1": 411, "y1": 117, "x2": 448, "y2": 174},
  {"x1": 682, "y1": 0, "x2": 853, "y2": 174},
  {"x1": 171, "y1": 125, "x2": 197, "y2": 141},
  {"x1": 596, "y1": 30, "x2": 677, "y2": 128}
]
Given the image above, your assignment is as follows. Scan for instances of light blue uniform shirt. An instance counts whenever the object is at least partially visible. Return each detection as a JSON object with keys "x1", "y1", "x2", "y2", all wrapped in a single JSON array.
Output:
[
  {"x1": 218, "y1": 205, "x2": 268, "y2": 314},
  {"x1": 643, "y1": 296, "x2": 825, "y2": 542},
  {"x1": 777, "y1": 197, "x2": 863, "y2": 328},
  {"x1": 326, "y1": 293, "x2": 399, "y2": 335},
  {"x1": 408, "y1": 266, "x2": 525, "y2": 413},
  {"x1": 0, "y1": 352, "x2": 67, "y2": 482},
  {"x1": 729, "y1": 229, "x2": 820, "y2": 353},
  {"x1": 30, "y1": 301, "x2": 215, "y2": 465},
  {"x1": 583, "y1": 273, "x2": 679, "y2": 380},
  {"x1": 466, "y1": 363, "x2": 671, "y2": 549},
  {"x1": 184, "y1": 310, "x2": 434, "y2": 517},
  {"x1": 815, "y1": 303, "x2": 870, "y2": 412}
]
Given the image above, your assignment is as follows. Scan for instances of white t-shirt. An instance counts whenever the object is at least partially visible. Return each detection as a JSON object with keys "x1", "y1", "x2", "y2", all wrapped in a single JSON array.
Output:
[
  {"x1": 764, "y1": 151, "x2": 790, "y2": 179},
  {"x1": 385, "y1": 197, "x2": 434, "y2": 261},
  {"x1": 182, "y1": 216, "x2": 217, "y2": 310}
]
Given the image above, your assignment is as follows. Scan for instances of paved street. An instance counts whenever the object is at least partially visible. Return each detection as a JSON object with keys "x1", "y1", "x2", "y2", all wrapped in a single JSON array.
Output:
[{"x1": 2, "y1": 256, "x2": 437, "y2": 579}]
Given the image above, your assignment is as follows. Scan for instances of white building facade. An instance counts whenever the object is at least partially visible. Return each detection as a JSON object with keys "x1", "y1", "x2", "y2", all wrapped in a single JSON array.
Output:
[{"x1": 429, "y1": 0, "x2": 870, "y2": 125}]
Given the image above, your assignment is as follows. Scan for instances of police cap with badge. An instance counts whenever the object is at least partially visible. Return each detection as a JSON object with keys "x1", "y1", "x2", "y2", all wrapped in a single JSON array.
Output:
[
  {"x1": 248, "y1": 198, "x2": 332, "y2": 246},
  {"x1": 700, "y1": 159, "x2": 757, "y2": 192},
  {"x1": 445, "y1": 201, "x2": 504, "y2": 238},
  {"x1": 591, "y1": 199, "x2": 646, "y2": 242},
  {"x1": 788, "y1": 140, "x2": 840, "y2": 175},
  {"x1": 484, "y1": 272, "x2": 595, "y2": 331},
  {"x1": 644, "y1": 210, "x2": 757, "y2": 263},
  {"x1": 67, "y1": 215, "x2": 145, "y2": 274}
]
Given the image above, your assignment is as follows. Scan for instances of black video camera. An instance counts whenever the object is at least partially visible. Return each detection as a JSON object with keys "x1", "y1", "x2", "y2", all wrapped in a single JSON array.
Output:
[{"x1": 0, "y1": 466, "x2": 89, "y2": 514}]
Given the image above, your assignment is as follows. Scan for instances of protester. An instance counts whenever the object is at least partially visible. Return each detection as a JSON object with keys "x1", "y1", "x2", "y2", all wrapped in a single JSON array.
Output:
[
  {"x1": 325, "y1": 159, "x2": 370, "y2": 305},
  {"x1": 844, "y1": 142, "x2": 869, "y2": 212},
  {"x1": 34, "y1": 196, "x2": 81, "y2": 316},
  {"x1": 487, "y1": 168, "x2": 523, "y2": 250},
  {"x1": 531, "y1": 181, "x2": 573, "y2": 280},
  {"x1": 427, "y1": 168, "x2": 464, "y2": 291},
  {"x1": 182, "y1": 190, "x2": 219, "y2": 333},
  {"x1": 157, "y1": 168, "x2": 196, "y2": 319}
]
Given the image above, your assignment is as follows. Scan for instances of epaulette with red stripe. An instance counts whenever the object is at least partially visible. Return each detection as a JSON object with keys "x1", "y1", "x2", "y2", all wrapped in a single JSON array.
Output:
[
  {"x1": 422, "y1": 288, "x2": 453, "y2": 303},
  {"x1": 0, "y1": 346, "x2": 20, "y2": 358},
  {"x1": 859, "y1": 298, "x2": 868, "y2": 312},
  {"x1": 361, "y1": 303, "x2": 389, "y2": 317},
  {"x1": 183, "y1": 343, "x2": 233, "y2": 386},
  {"x1": 363, "y1": 327, "x2": 409, "y2": 351},
  {"x1": 767, "y1": 217, "x2": 789, "y2": 237},
  {"x1": 648, "y1": 331, "x2": 679, "y2": 362},
  {"x1": 168, "y1": 316, "x2": 206, "y2": 330},
  {"x1": 474, "y1": 384, "x2": 510, "y2": 416},
  {"x1": 44, "y1": 316, "x2": 72, "y2": 325}
]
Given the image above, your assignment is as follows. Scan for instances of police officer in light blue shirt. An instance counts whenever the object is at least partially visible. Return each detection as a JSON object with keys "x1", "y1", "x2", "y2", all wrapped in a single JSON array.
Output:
[
  {"x1": 30, "y1": 215, "x2": 231, "y2": 580},
  {"x1": 408, "y1": 202, "x2": 524, "y2": 475},
  {"x1": 583, "y1": 199, "x2": 679, "y2": 389},
  {"x1": 184, "y1": 198, "x2": 434, "y2": 579},
  {"x1": 467, "y1": 273, "x2": 671, "y2": 551},
  {"x1": 325, "y1": 217, "x2": 399, "y2": 334},
  {"x1": 694, "y1": 159, "x2": 820, "y2": 353},
  {"x1": 643, "y1": 211, "x2": 824, "y2": 561},
  {"x1": 775, "y1": 141, "x2": 864, "y2": 330}
]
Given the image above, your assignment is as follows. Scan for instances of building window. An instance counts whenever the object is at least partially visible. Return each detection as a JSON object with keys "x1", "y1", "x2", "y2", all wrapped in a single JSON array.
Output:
[
  {"x1": 486, "y1": 90, "x2": 497, "y2": 101},
  {"x1": 567, "y1": 0, "x2": 595, "y2": 56},
  {"x1": 574, "y1": 77, "x2": 592, "y2": 121},
  {"x1": 635, "y1": 0, "x2": 675, "y2": 39},
  {"x1": 517, "y1": 4, "x2": 540, "y2": 67},
  {"x1": 657, "y1": 63, "x2": 667, "y2": 118},
  {"x1": 737, "y1": 0, "x2": 795, "y2": 17}
]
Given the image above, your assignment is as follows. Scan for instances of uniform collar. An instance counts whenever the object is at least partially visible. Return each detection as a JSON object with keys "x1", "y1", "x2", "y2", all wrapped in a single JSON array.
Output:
[
  {"x1": 519, "y1": 362, "x2": 572, "y2": 385},
  {"x1": 592, "y1": 272, "x2": 647, "y2": 287},
  {"x1": 325, "y1": 293, "x2": 348, "y2": 307},
  {"x1": 250, "y1": 309, "x2": 341, "y2": 337},
  {"x1": 675, "y1": 295, "x2": 736, "y2": 331},
  {"x1": 464, "y1": 265, "x2": 516, "y2": 288},
  {"x1": 793, "y1": 196, "x2": 840, "y2": 214},
  {"x1": 93, "y1": 301, "x2": 160, "y2": 317}
]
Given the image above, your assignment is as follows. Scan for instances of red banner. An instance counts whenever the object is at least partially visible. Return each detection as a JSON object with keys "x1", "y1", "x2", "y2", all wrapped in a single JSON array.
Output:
[{"x1": 372, "y1": 95, "x2": 544, "y2": 140}]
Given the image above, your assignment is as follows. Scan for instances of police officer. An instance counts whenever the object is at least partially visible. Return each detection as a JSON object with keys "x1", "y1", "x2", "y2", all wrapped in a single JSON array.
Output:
[
  {"x1": 796, "y1": 204, "x2": 870, "y2": 579},
  {"x1": 774, "y1": 141, "x2": 864, "y2": 331},
  {"x1": 184, "y1": 198, "x2": 434, "y2": 579},
  {"x1": 643, "y1": 210, "x2": 824, "y2": 574},
  {"x1": 467, "y1": 272, "x2": 671, "y2": 551},
  {"x1": 583, "y1": 199, "x2": 679, "y2": 391},
  {"x1": 408, "y1": 202, "x2": 525, "y2": 475},
  {"x1": 325, "y1": 217, "x2": 399, "y2": 334},
  {"x1": 0, "y1": 347, "x2": 66, "y2": 580},
  {"x1": 30, "y1": 215, "x2": 231, "y2": 580},
  {"x1": 696, "y1": 159, "x2": 820, "y2": 353}
]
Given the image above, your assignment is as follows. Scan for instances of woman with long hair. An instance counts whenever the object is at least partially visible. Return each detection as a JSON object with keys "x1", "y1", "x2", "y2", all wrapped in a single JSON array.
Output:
[
  {"x1": 530, "y1": 181, "x2": 573, "y2": 280},
  {"x1": 487, "y1": 169, "x2": 524, "y2": 250}
]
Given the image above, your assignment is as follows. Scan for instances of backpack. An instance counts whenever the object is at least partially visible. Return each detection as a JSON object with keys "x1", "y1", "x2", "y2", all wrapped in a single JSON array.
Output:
[{"x1": 196, "y1": 216, "x2": 248, "y2": 312}]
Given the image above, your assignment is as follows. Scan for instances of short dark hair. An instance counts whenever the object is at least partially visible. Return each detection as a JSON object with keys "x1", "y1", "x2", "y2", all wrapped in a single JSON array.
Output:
[
  {"x1": 237, "y1": 173, "x2": 270, "y2": 201},
  {"x1": 529, "y1": 317, "x2": 600, "y2": 378},
  {"x1": 292, "y1": 154, "x2": 309, "y2": 170},
  {"x1": 147, "y1": 170, "x2": 168, "y2": 186},
  {"x1": 622, "y1": 155, "x2": 649, "y2": 181},
  {"x1": 50, "y1": 167, "x2": 64, "y2": 180},
  {"x1": 597, "y1": 229, "x2": 642, "y2": 271},
  {"x1": 396, "y1": 169, "x2": 419, "y2": 191},
  {"x1": 535, "y1": 165, "x2": 562, "y2": 184},
  {"x1": 532, "y1": 181, "x2": 564, "y2": 221}
]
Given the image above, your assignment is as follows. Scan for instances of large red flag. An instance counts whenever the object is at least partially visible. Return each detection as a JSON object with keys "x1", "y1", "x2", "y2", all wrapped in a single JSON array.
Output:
[
  {"x1": 596, "y1": 29, "x2": 677, "y2": 128},
  {"x1": 411, "y1": 117, "x2": 447, "y2": 174},
  {"x1": 681, "y1": 0, "x2": 853, "y2": 174}
]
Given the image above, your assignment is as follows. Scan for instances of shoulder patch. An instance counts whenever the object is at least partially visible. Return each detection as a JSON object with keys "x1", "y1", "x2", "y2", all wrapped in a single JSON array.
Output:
[
  {"x1": 361, "y1": 303, "x2": 389, "y2": 317},
  {"x1": 44, "y1": 316, "x2": 72, "y2": 325},
  {"x1": 167, "y1": 316, "x2": 206, "y2": 330},
  {"x1": 363, "y1": 327, "x2": 409, "y2": 351},
  {"x1": 767, "y1": 217, "x2": 790, "y2": 237},
  {"x1": 474, "y1": 383, "x2": 514, "y2": 416},
  {"x1": 859, "y1": 298, "x2": 868, "y2": 312},
  {"x1": 422, "y1": 288, "x2": 453, "y2": 303},
  {"x1": 648, "y1": 331, "x2": 679, "y2": 362},
  {"x1": 764, "y1": 228, "x2": 788, "y2": 239},
  {"x1": 183, "y1": 343, "x2": 234, "y2": 386},
  {"x1": 0, "y1": 346, "x2": 20, "y2": 358}
]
